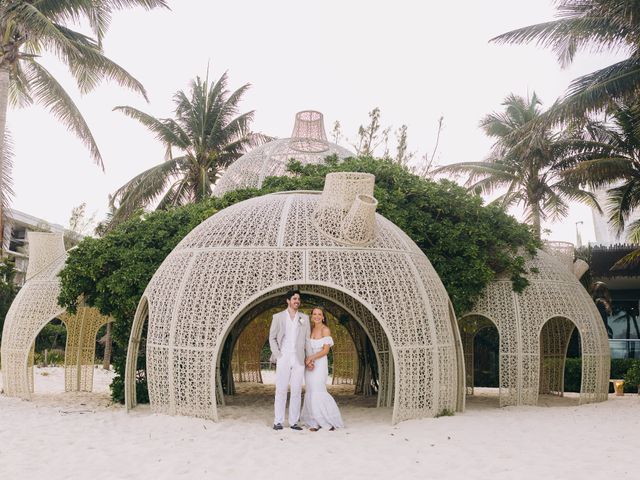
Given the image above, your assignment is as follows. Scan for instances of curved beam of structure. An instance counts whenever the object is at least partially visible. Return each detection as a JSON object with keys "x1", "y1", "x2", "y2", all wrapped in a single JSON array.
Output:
[
  {"x1": 462, "y1": 248, "x2": 610, "y2": 407},
  {"x1": 126, "y1": 175, "x2": 463, "y2": 424},
  {"x1": 1, "y1": 232, "x2": 112, "y2": 398}
]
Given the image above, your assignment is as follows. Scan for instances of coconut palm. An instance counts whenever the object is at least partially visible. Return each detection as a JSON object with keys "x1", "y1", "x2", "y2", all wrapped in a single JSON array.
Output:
[
  {"x1": 0, "y1": 1, "x2": 168, "y2": 169},
  {"x1": 436, "y1": 93, "x2": 602, "y2": 239},
  {"x1": 562, "y1": 101, "x2": 640, "y2": 242},
  {"x1": 109, "y1": 71, "x2": 267, "y2": 225},
  {"x1": 0, "y1": 0, "x2": 168, "y2": 248},
  {"x1": 492, "y1": 0, "x2": 640, "y2": 120}
]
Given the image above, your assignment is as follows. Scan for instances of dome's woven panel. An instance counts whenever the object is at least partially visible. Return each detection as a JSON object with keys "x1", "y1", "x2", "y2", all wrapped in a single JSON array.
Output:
[
  {"x1": 460, "y1": 249, "x2": 610, "y2": 406},
  {"x1": 126, "y1": 177, "x2": 463, "y2": 424},
  {"x1": 213, "y1": 111, "x2": 354, "y2": 196}
]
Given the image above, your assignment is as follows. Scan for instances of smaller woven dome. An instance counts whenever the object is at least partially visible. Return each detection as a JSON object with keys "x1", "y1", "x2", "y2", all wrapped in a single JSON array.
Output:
[
  {"x1": 459, "y1": 248, "x2": 610, "y2": 407},
  {"x1": 213, "y1": 110, "x2": 353, "y2": 195}
]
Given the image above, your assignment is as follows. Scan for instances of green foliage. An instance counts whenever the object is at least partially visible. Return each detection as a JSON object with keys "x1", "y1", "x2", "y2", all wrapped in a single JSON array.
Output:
[
  {"x1": 1, "y1": 0, "x2": 168, "y2": 167},
  {"x1": 623, "y1": 360, "x2": 640, "y2": 392},
  {"x1": 564, "y1": 358, "x2": 639, "y2": 393},
  {"x1": 435, "y1": 408, "x2": 455, "y2": 417},
  {"x1": 59, "y1": 156, "x2": 538, "y2": 403},
  {"x1": 35, "y1": 320, "x2": 66, "y2": 352},
  {"x1": 34, "y1": 349, "x2": 65, "y2": 367},
  {"x1": 0, "y1": 260, "x2": 18, "y2": 343}
]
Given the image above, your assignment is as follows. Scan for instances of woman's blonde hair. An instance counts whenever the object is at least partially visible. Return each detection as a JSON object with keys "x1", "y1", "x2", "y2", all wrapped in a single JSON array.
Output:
[{"x1": 311, "y1": 306, "x2": 328, "y2": 325}]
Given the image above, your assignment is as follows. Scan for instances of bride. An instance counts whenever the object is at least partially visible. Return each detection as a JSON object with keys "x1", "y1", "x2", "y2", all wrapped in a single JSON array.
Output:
[{"x1": 301, "y1": 307, "x2": 344, "y2": 431}]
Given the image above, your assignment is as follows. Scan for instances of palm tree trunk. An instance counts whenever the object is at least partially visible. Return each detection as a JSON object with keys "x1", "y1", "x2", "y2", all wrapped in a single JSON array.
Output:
[
  {"x1": 0, "y1": 66, "x2": 9, "y2": 255},
  {"x1": 531, "y1": 204, "x2": 542, "y2": 240},
  {"x1": 102, "y1": 322, "x2": 112, "y2": 370}
]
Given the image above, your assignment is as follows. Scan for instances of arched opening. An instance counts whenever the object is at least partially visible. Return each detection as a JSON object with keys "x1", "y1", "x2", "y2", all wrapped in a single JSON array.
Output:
[
  {"x1": 22, "y1": 307, "x2": 113, "y2": 397},
  {"x1": 214, "y1": 284, "x2": 394, "y2": 421},
  {"x1": 30, "y1": 317, "x2": 68, "y2": 393},
  {"x1": 228, "y1": 307, "x2": 358, "y2": 389},
  {"x1": 538, "y1": 316, "x2": 582, "y2": 406},
  {"x1": 458, "y1": 314, "x2": 500, "y2": 406}
]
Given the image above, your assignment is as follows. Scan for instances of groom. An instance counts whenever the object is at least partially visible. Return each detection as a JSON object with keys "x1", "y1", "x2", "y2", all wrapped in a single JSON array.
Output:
[{"x1": 269, "y1": 290, "x2": 310, "y2": 430}]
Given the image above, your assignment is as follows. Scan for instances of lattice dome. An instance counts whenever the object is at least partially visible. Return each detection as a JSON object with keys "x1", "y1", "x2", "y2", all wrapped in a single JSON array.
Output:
[
  {"x1": 125, "y1": 172, "x2": 465, "y2": 424},
  {"x1": 213, "y1": 110, "x2": 353, "y2": 196},
  {"x1": 1, "y1": 233, "x2": 112, "y2": 399},
  {"x1": 459, "y1": 247, "x2": 610, "y2": 407}
]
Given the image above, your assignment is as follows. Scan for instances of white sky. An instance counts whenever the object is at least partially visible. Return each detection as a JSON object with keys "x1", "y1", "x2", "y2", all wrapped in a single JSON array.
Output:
[{"x1": 8, "y1": 0, "x2": 623, "y2": 242}]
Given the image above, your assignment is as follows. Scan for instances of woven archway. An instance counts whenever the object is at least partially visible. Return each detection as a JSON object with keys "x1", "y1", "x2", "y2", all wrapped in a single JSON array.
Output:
[
  {"x1": 216, "y1": 285, "x2": 388, "y2": 403},
  {"x1": 539, "y1": 316, "x2": 580, "y2": 397},
  {"x1": 459, "y1": 314, "x2": 499, "y2": 396},
  {"x1": 1, "y1": 233, "x2": 113, "y2": 399}
]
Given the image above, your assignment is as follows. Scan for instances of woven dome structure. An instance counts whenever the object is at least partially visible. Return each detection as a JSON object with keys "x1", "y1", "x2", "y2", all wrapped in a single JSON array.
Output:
[
  {"x1": 459, "y1": 245, "x2": 610, "y2": 406},
  {"x1": 125, "y1": 172, "x2": 465, "y2": 424},
  {"x1": 213, "y1": 110, "x2": 353, "y2": 196},
  {"x1": 1, "y1": 233, "x2": 112, "y2": 398}
]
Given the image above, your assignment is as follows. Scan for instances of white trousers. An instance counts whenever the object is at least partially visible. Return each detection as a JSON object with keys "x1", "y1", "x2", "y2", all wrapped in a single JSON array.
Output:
[{"x1": 274, "y1": 352, "x2": 305, "y2": 425}]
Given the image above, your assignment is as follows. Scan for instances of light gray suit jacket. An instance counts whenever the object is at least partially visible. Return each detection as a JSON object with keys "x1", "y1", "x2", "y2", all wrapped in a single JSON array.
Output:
[{"x1": 269, "y1": 310, "x2": 310, "y2": 365}]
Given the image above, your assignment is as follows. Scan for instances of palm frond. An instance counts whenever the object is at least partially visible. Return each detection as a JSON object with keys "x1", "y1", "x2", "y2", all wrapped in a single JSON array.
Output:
[
  {"x1": 0, "y1": 130, "x2": 15, "y2": 231},
  {"x1": 25, "y1": 60, "x2": 103, "y2": 168},
  {"x1": 114, "y1": 106, "x2": 189, "y2": 148},
  {"x1": 110, "y1": 156, "x2": 181, "y2": 223}
]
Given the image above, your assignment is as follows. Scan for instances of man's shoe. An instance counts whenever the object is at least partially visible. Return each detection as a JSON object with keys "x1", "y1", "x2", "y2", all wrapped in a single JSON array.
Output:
[
  {"x1": 273, "y1": 423, "x2": 283, "y2": 430},
  {"x1": 290, "y1": 423, "x2": 303, "y2": 430}
]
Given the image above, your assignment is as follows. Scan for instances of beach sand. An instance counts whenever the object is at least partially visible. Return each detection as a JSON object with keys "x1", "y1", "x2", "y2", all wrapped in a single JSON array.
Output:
[{"x1": 1, "y1": 367, "x2": 637, "y2": 479}]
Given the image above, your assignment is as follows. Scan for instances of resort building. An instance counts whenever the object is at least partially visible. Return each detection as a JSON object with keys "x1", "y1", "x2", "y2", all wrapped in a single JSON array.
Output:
[{"x1": 2, "y1": 209, "x2": 79, "y2": 286}]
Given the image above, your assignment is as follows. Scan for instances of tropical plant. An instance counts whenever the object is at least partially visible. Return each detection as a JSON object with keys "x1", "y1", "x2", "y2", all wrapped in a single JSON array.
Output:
[
  {"x1": 109, "y1": 71, "x2": 267, "y2": 226},
  {"x1": 0, "y1": 259, "x2": 17, "y2": 343},
  {"x1": 0, "y1": 0, "x2": 168, "y2": 167},
  {"x1": 562, "y1": 102, "x2": 640, "y2": 243},
  {"x1": 436, "y1": 93, "x2": 602, "y2": 239},
  {"x1": 492, "y1": 0, "x2": 640, "y2": 120}
]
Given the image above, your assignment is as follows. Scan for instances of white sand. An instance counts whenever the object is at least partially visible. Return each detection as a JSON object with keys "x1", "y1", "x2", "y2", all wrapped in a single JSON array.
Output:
[{"x1": 1, "y1": 367, "x2": 638, "y2": 480}]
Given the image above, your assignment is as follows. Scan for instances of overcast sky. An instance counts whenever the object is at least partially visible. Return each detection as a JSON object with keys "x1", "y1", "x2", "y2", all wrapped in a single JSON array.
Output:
[{"x1": 8, "y1": 0, "x2": 622, "y2": 242}]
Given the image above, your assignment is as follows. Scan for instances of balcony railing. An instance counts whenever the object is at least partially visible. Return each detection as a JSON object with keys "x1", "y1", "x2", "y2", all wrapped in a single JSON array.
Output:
[{"x1": 609, "y1": 339, "x2": 640, "y2": 359}]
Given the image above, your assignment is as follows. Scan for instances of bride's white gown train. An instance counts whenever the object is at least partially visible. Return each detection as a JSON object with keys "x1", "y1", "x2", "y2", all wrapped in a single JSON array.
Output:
[{"x1": 301, "y1": 336, "x2": 344, "y2": 429}]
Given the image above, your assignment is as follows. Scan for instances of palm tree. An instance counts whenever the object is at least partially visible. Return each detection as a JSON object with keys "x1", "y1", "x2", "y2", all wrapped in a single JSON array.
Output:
[
  {"x1": 436, "y1": 93, "x2": 602, "y2": 239},
  {"x1": 492, "y1": 0, "x2": 640, "y2": 121},
  {"x1": 0, "y1": 1, "x2": 168, "y2": 168},
  {"x1": 109, "y1": 71, "x2": 267, "y2": 225},
  {"x1": 0, "y1": 0, "x2": 168, "y2": 248},
  {"x1": 562, "y1": 101, "x2": 640, "y2": 242}
]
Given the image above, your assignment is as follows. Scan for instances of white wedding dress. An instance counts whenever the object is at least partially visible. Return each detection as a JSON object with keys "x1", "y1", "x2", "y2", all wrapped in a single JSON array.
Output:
[{"x1": 301, "y1": 336, "x2": 344, "y2": 429}]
